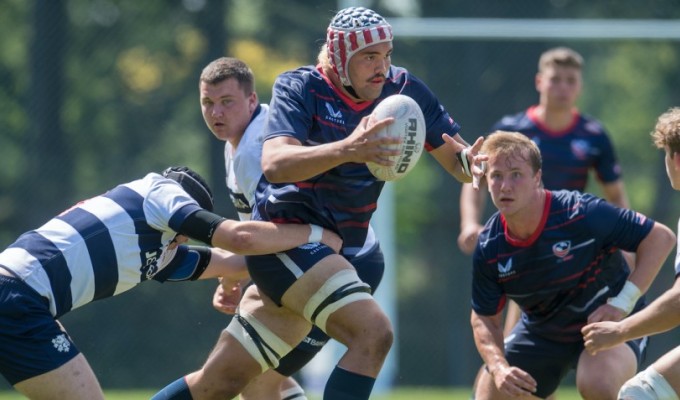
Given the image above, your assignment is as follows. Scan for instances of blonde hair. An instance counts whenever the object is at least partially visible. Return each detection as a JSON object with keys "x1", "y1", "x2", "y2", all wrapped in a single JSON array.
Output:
[
  {"x1": 538, "y1": 47, "x2": 583, "y2": 72},
  {"x1": 651, "y1": 107, "x2": 680, "y2": 154},
  {"x1": 481, "y1": 131, "x2": 542, "y2": 174},
  {"x1": 318, "y1": 43, "x2": 331, "y2": 69}
]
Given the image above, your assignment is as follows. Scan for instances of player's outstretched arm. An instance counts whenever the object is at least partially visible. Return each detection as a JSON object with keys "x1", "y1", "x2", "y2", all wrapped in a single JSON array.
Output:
[{"x1": 212, "y1": 219, "x2": 342, "y2": 255}]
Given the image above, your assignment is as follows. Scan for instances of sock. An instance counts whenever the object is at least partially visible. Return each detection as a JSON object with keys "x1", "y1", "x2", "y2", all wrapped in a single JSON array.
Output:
[
  {"x1": 150, "y1": 377, "x2": 193, "y2": 400},
  {"x1": 323, "y1": 367, "x2": 376, "y2": 400},
  {"x1": 281, "y1": 385, "x2": 308, "y2": 400}
]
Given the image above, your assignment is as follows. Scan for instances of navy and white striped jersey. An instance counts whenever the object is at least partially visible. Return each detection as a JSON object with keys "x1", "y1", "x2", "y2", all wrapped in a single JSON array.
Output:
[
  {"x1": 253, "y1": 64, "x2": 460, "y2": 255},
  {"x1": 472, "y1": 190, "x2": 654, "y2": 342},
  {"x1": 492, "y1": 106, "x2": 621, "y2": 191},
  {"x1": 0, "y1": 172, "x2": 203, "y2": 318}
]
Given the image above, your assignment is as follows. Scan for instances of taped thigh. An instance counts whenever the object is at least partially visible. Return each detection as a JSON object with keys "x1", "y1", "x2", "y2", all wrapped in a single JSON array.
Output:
[
  {"x1": 619, "y1": 367, "x2": 679, "y2": 400},
  {"x1": 225, "y1": 310, "x2": 293, "y2": 372},
  {"x1": 302, "y1": 269, "x2": 372, "y2": 332}
]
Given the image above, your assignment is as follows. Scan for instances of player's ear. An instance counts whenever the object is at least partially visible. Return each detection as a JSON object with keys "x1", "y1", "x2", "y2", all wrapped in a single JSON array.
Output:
[
  {"x1": 248, "y1": 91, "x2": 258, "y2": 113},
  {"x1": 534, "y1": 72, "x2": 542, "y2": 91},
  {"x1": 534, "y1": 169, "x2": 542, "y2": 187},
  {"x1": 673, "y1": 151, "x2": 680, "y2": 170}
]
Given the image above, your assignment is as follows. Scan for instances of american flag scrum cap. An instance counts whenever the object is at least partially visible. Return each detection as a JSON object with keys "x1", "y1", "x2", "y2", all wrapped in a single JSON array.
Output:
[{"x1": 326, "y1": 7, "x2": 393, "y2": 88}]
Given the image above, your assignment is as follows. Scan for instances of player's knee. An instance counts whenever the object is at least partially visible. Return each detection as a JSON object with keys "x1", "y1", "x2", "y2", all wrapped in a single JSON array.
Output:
[
  {"x1": 225, "y1": 310, "x2": 293, "y2": 372},
  {"x1": 618, "y1": 367, "x2": 679, "y2": 400},
  {"x1": 344, "y1": 310, "x2": 393, "y2": 359}
]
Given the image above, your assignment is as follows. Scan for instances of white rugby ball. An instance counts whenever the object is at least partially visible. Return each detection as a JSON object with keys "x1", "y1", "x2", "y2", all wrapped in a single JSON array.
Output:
[{"x1": 366, "y1": 94, "x2": 426, "y2": 181}]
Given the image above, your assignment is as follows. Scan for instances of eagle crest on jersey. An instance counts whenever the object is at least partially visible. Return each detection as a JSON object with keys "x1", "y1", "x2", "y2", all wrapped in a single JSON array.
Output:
[{"x1": 326, "y1": 7, "x2": 393, "y2": 88}]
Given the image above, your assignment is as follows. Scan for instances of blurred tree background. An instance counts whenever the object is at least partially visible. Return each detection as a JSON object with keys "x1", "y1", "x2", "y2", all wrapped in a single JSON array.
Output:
[{"x1": 1, "y1": 0, "x2": 680, "y2": 392}]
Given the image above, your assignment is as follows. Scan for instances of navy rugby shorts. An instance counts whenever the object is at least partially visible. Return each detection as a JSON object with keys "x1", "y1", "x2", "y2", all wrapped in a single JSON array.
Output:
[
  {"x1": 503, "y1": 320, "x2": 646, "y2": 398},
  {"x1": 0, "y1": 275, "x2": 80, "y2": 385},
  {"x1": 246, "y1": 241, "x2": 385, "y2": 305}
]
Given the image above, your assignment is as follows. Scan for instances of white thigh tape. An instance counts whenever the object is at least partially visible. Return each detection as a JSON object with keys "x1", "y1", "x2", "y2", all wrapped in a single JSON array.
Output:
[
  {"x1": 225, "y1": 310, "x2": 293, "y2": 372},
  {"x1": 619, "y1": 367, "x2": 679, "y2": 400},
  {"x1": 302, "y1": 269, "x2": 372, "y2": 332}
]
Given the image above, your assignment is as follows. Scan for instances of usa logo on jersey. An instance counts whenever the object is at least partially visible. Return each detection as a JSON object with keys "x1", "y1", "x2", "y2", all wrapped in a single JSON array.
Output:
[
  {"x1": 552, "y1": 241, "x2": 571, "y2": 258},
  {"x1": 633, "y1": 212, "x2": 647, "y2": 225}
]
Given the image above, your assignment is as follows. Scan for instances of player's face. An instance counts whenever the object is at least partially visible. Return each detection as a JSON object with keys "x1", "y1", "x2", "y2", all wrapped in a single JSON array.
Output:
[
  {"x1": 486, "y1": 153, "x2": 542, "y2": 220},
  {"x1": 664, "y1": 147, "x2": 680, "y2": 190},
  {"x1": 200, "y1": 78, "x2": 257, "y2": 145},
  {"x1": 536, "y1": 65, "x2": 582, "y2": 110},
  {"x1": 347, "y1": 41, "x2": 393, "y2": 101}
]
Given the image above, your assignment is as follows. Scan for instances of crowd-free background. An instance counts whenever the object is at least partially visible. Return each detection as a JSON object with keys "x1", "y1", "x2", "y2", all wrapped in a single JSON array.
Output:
[{"x1": 2, "y1": 0, "x2": 680, "y2": 391}]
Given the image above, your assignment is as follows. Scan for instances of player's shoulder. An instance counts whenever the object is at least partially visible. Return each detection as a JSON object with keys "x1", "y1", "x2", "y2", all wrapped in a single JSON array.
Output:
[
  {"x1": 493, "y1": 110, "x2": 532, "y2": 131},
  {"x1": 576, "y1": 113, "x2": 608, "y2": 136},
  {"x1": 477, "y1": 212, "x2": 503, "y2": 247},
  {"x1": 550, "y1": 189, "x2": 603, "y2": 215},
  {"x1": 275, "y1": 65, "x2": 322, "y2": 89}
]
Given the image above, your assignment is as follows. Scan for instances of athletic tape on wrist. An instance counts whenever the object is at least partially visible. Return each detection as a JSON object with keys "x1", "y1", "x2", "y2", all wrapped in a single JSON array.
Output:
[
  {"x1": 308, "y1": 224, "x2": 323, "y2": 243},
  {"x1": 456, "y1": 148, "x2": 473, "y2": 177},
  {"x1": 607, "y1": 280, "x2": 641, "y2": 315}
]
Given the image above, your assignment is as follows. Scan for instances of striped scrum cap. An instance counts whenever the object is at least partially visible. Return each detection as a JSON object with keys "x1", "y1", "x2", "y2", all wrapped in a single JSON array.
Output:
[{"x1": 326, "y1": 7, "x2": 393, "y2": 87}]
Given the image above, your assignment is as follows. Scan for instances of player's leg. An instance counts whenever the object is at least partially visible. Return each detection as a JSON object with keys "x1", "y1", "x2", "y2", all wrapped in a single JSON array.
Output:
[
  {"x1": 576, "y1": 342, "x2": 638, "y2": 399},
  {"x1": 240, "y1": 371, "x2": 306, "y2": 400},
  {"x1": 0, "y1": 274, "x2": 104, "y2": 400},
  {"x1": 649, "y1": 346, "x2": 680, "y2": 398},
  {"x1": 270, "y1": 253, "x2": 390, "y2": 399},
  {"x1": 14, "y1": 354, "x2": 104, "y2": 400},
  {"x1": 476, "y1": 322, "x2": 576, "y2": 400},
  {"x1": 239, "y1": 245, "x2": 385, "y2": 400},
  {"x1": 154, "y1": 284, "x2": 311, "y2": 400},
  {"x1": 618, "y1": 345, "x2": 680, "y2": 400}
]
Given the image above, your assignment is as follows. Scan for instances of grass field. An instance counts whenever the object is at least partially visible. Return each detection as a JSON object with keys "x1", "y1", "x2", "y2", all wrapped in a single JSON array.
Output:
[{"x1": 0, "y1": 386, "x2": 582, "y2": 399}]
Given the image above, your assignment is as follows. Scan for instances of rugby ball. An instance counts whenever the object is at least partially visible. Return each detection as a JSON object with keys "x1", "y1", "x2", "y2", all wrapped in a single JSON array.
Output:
[{"x1": 366, "y1": 94, "x2": 426, "y2": 181}]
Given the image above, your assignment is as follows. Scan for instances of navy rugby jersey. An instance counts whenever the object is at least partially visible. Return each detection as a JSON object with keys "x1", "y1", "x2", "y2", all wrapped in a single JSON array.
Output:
[
  {"x1": 253, "y1": 64, "x2": 460, "y2": 256},
  {"x1": 492, "y1": 106, "x2": 621, "y2": 191},
  {"x1": 472, "y1": 190, "x2": 654, "y2": 342},
  {"x1": 0, "y1": 173, "x2": 205, "y2": 318}
]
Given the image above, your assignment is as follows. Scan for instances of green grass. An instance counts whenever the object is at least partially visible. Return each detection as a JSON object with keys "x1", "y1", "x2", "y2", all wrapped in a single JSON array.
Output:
[{"x1": 0, "y1": 387, "x2": 582, "y2": 399}]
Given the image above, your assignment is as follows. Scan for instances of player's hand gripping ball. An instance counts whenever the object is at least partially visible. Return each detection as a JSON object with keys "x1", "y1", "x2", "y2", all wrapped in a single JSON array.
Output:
[{"x1": 366, "y1": 94, "x2": 426, "y2": 181}]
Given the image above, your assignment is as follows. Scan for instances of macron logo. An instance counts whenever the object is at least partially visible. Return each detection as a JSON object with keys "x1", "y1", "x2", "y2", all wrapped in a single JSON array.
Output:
[{"x1": 498, "y1": 258, "x2": 514, "y2": 277}]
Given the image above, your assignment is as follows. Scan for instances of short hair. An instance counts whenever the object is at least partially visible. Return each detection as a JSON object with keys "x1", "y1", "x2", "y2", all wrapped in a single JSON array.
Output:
[
  {"x1": 538, "y1": 47, "x2": 583, "y2": 72},
  {"x1": 651, "y1": 107, "x2": 680, "y2": 154},
  {"x1": 199, "y1": 57, "x2": 255, "y2": 95},
  {"x1": 481, "y1": 131, "x2": 543, "y2": 174}
]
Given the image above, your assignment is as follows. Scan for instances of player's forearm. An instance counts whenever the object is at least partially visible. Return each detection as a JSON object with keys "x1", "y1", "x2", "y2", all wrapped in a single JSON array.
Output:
[
  {"x1": 629, "y1": 222, "x2": 676, "y2": 293},
  {"x1": 620, "y1": 284, "x2": 680, "y2": 339},
  {"x1": 459, "y1": 183, "x2": 485, "y2": 227},
  {"x1": 212, "y1": 220, "x2": 324, "y2": 255},
  {"x1": 471, "y1": 312, "x2": 508, "y2": 373},
  {"x1": 200, "y1": 248, "x2": 250, "y2": 281},
  {"x1": 262, "y1": 140, "x2": 347, "y2": 183}
]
